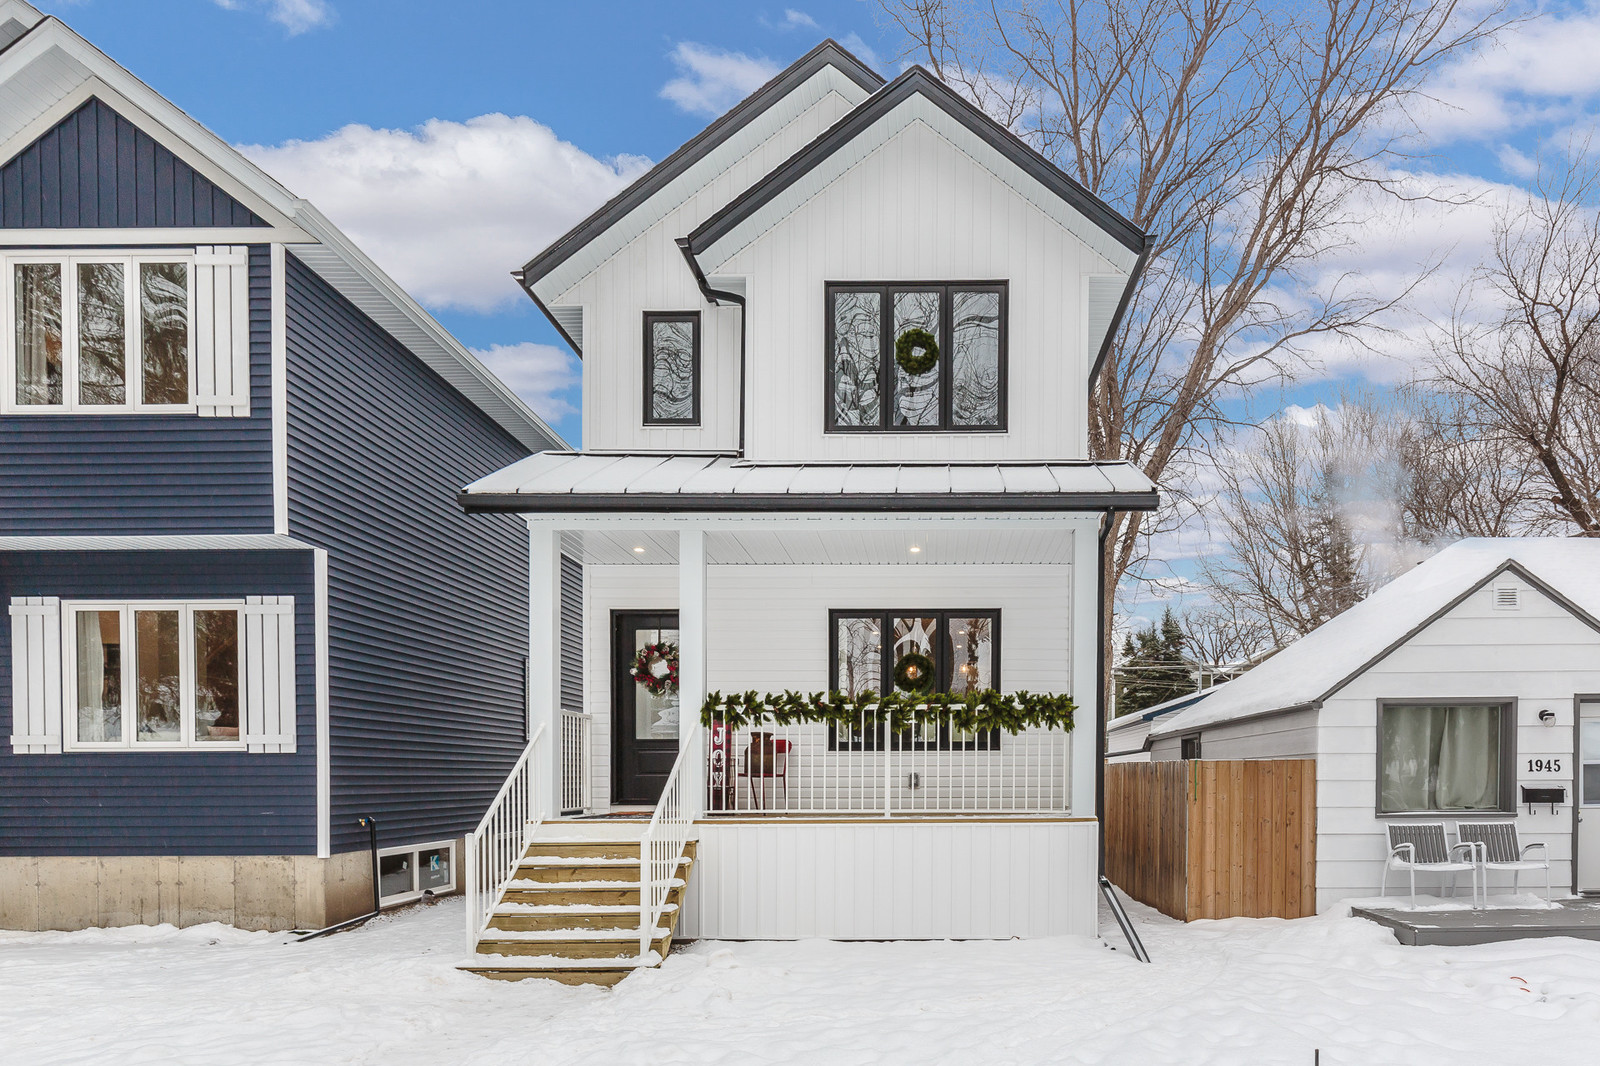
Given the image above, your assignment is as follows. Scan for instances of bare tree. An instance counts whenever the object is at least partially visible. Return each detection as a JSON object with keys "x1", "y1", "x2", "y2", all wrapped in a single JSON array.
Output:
[
  {"x1": 881, "y1": 0, "x2": 1506, "y2": 607},
  {"x1": 1199, "y1": 399, "x2": 1422, "y2": 647},
  {"x1": 1399, "y1": 385, "x2": 1548, "y2": 539},
  {"x1": 1182, "y1": 603, "x2": 1271, "y2": 668},
  {"x1": 1422, "y1": 155, "x2": 1600, "y2": 536}
]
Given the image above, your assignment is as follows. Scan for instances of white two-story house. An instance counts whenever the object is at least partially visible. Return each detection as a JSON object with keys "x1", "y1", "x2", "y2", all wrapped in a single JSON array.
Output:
[{"x1": 456, "y1": 41, "x2": 1157, "y2": 983}]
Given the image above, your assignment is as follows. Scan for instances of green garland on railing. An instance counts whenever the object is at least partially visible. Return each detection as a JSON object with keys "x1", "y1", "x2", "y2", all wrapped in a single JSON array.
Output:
[{"x1": 700, "y1": 689, "x2": 1076, "y2": 735}]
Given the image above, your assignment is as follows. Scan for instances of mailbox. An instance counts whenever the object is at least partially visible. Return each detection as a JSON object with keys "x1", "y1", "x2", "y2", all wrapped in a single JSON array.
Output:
[{"x1": 1521, "y1": 785, "x2": 1565, "y2": 814}]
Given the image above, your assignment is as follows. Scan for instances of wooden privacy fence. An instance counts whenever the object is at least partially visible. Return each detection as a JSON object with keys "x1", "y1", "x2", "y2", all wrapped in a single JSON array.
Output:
[{"x1": 1105, "y1": 759, "x2": 1316, "y2": 921}]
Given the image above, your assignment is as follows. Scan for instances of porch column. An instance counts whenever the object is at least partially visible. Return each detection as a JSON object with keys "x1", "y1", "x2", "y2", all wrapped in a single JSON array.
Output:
[
  {"x1": 528, "y1": 524, "x2": 563, "y2": 820},
  {"x1": 678, "y1": 526, "x2": 707, "y2": 818},
  {"x1": 1069, "y1": 518, "x2": 1101, "y2": 817}
]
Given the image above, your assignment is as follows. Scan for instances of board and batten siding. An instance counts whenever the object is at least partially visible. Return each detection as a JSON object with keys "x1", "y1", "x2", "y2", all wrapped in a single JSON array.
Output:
[
  {"x1": 0, "y1": 244, "x2": 274, "y2": 534},
  {"x1": 1314, "y1": 572, "x2": 1600, "y2": 910},
  {"x1": 282, "y1": 252, "x2": 533, "y2": 854},
  {"x1": 680, "y1": 818, "x2": 1099, "y2": 939},
  {"x1": 583, "y1": 562, "x2": 1074, "y2": 812},
  {"x1": 0, "y1": 548, "x2": 316, "y2": 855},
  {"x1": 717, "y1": 118, "x2": 1122, "y2": 463},
  {"x1": 565, "y1": 85, "x2": 859, "y2": 454},
  {"x1": 0, "y1": 97, "x2": 267, "y2": 229}
]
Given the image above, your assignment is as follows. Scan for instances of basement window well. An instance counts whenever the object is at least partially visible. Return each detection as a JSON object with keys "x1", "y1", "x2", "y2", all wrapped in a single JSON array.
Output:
[{"x1": 376, "y1": 839, "x2": 456, "y2": 906}]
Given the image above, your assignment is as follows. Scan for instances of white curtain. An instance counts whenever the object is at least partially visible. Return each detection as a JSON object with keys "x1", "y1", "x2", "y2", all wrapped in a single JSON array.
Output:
[
  {"x1": 1381, "y1": 705, "x2": 1500, "y2": 812},
  {"x1": 75, "y1": 612, "x2": 107, "y2": 742}
]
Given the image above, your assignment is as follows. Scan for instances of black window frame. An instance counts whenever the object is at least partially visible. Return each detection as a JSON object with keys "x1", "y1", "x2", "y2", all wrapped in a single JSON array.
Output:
[
  {"x1": 824, "y1": 281, "x2": 1008, "y2": 433},
  {"x1": 826, "y1": 608, "x2": 1002, "y2": 752},
  {"x1": 1180, "y1": 734, "x2": 1202, "y2": 761},
  {"x1": 642, "y1": 310, "x2": 701, "y2": 426},
  {"x1": 1374, "y1": 698, "x2": 1518, "y2": 816}
]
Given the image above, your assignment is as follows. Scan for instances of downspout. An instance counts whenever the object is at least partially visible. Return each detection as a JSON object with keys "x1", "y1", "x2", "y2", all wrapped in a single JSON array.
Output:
[
  {"x1": 675, "y1": 237, "x2": 747, "y2": 457},
  {"x1": 1096, "y1": 509, "x2": 1111, "y2": 877}
]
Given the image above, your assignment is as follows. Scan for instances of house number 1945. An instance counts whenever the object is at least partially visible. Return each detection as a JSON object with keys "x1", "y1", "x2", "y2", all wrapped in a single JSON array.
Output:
[{"x1": 1527, "y1": 758, "x2": 1562, "y2": 773}]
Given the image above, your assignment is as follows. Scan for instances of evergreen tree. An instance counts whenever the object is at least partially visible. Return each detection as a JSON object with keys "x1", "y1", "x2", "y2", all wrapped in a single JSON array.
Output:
[{"x1": 1113, "y1": 607, "x2": 1194, "y2": 716}]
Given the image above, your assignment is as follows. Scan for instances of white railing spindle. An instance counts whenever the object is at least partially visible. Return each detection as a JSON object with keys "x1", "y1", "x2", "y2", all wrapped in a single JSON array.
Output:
[
  {"x1": 560, "y1": 707, "x2": 592, "y2": 815},
  {"x1": 639, "y1": 726, "x2": 702, "y2": 958},
  {"x1": 465, "y1": 724, "x2": 549, "y2": 951}
]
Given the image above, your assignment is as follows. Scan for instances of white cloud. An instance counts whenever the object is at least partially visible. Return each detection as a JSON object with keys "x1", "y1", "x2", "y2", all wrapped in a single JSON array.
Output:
[
  {"x1": 240, "y1": 114, "x2": 651, "y2": 313},
  {"x1": 781, "y1": 9, "x2": 819, "y2": 30},
  {"x1": 838, "y1": 32, "x2": 882, "y2": 71},
  {"x1": 211, "y1": 0, "x2": 334, "y2": 35},
  {"x1": 660, "y1": 43, "x2": 780, "y2": 117},
  {"x1": 471, "y1": 342, "x2": 580, "y2": 424}
]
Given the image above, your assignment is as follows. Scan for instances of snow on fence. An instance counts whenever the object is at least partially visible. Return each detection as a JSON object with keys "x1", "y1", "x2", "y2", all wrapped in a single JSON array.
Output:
[
  {"x1": 1104, "y1": 759, "x2": 1317, "y2": 921},
  {"x1": 703, "y1": 712, "x2": 1070, "y2": 815}
]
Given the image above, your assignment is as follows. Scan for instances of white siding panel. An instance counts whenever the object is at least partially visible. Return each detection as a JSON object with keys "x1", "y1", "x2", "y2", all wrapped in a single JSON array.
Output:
[
  {"x1": 681, "y1": 819, "x2": 1098, "y2": 938},
  {"x1": 1311, "y1": 574, "x2": 1599, "y2": 910}
]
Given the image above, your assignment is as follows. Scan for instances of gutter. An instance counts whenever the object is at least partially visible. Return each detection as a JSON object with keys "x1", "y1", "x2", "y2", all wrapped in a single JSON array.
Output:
[
  {"x1": 460, "y1": 490, "x2": 1162, "y2": 515},
  {"x1": 1147, "y1": 700, "x2": 1324, "y2": 743},
  {"x1": 675, "y1": 237, "x2": 748, "y2": 457}
]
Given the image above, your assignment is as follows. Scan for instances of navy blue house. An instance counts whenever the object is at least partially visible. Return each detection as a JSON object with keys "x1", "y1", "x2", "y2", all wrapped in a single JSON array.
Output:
[{"x1": 0, "y1": 2, "x2": 564, "y2": 930}]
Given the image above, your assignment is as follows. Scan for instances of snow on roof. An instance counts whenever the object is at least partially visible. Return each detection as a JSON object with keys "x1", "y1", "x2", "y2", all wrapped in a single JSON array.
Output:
[
  {"x1": 460, "y1": 452, "x2": 1158, "y2": 512},
  {"x1": 1151, "y1": 538, "x2": 1600, "y2": 739},
  {"x1": 1105, "y1": 687, "x2": 1216, "y2": 733}
]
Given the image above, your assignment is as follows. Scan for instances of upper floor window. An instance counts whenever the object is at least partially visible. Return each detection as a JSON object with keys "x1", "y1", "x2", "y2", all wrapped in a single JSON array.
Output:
[
  {"x1": 644, "y1": 311, "x2": 700, "y2": 425},
  {"x1": 826, "y1": 282, "x2": 1006, "y2": 432},
  {"x1": 5, "y1": 252, "x2": 192, "y2": 413}
]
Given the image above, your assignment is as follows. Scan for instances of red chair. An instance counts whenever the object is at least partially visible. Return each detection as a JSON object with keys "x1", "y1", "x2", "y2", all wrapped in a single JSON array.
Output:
[{"x1": 737, "y1": 736, "x2": 791, "y2": 809}]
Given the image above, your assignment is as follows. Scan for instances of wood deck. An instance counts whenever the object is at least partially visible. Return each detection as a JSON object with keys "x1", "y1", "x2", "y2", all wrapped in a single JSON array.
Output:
[{"x1": 1352, "y1": 899, "x2": 1600, "y2": 946}]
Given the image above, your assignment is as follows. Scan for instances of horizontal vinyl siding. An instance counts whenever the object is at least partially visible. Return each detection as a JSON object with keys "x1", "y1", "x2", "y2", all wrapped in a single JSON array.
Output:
[
  {"x1": 284, "y1": 253, "x2": 531, "y2": 853},
  {"x1": 1195, "y1": 707, "x2": 1318, "y2": 761},
  {"x1": 0, "y1": 97, "x2": 265, "y2": 228},
  {"x1": 561, "y1": 555, "x2": 582, "y2": 713},
  {"x1": 1313, "y1": 574, "x2": 1600, "y2": 910},
  {"x1": 0, "y1": 245, "x2": 275, "y2": 533},
  {"x1": 0, "y1": 549, "x2": 316, "y2": 855}
]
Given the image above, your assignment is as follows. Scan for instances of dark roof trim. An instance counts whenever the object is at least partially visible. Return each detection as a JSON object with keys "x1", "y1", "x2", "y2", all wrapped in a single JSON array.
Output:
[
  {"x1": 460, "y1": 490, "x2": 1161, "y2": 515},
  {"x1": 0, "y1": 12, "x2": 44, "y2": 60},
  {"x1": 684, "y1": 66, "x2": 1147, "y2": 261},
  {"x1": 514, "y1": 273, "x2": 583, "y2": 355},
  {"x1": 1311, "y1": 558, "x2": 1600, "y2": 709},
  {"x1": 517, "y1": 39, "x2": 883, "y2": 292},
  {"x1": 1091, "y1": 236, "x2": 1153, "y2": 386}
]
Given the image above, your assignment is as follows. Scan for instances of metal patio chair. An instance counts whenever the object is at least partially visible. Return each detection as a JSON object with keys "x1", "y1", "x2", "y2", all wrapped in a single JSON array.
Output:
[
  {"x1": 1381, "y1": 822, "x2": 1481, "y2": 908},
  {"x1": 1454, "y1": 821, "x2": 1552, "y2": 902}
]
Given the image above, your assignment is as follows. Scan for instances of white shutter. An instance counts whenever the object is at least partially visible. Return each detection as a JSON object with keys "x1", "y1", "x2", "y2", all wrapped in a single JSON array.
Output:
[
  {"x1": 194, "y1": 245, "x2": 252, "y2": 417},
  {"x1": 8, "y1": 597, "x2": 62, "y2": 755},
  {"x1": 242, "y1": 596, "x2": 297, "y2": 753}
]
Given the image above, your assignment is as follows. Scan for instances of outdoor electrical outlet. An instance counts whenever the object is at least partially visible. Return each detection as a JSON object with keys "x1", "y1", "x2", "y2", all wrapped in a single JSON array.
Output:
[{"x1": 906, "y1": 773, "x2": 921, "y2": 789}]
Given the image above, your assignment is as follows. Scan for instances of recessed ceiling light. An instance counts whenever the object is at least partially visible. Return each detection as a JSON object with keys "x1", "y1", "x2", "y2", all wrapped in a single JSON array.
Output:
[
  {"x1": 632, "y1": 546, "x2": 646, "y2": 553},
  {"x1": 908, "y1": 545, "x2": 922, "y2": 554}
]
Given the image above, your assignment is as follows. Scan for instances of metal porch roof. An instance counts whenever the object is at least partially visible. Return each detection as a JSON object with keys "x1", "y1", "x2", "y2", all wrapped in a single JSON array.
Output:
[{"x1": 460, "y1": 453, "x2": 1159, "y2": 514}]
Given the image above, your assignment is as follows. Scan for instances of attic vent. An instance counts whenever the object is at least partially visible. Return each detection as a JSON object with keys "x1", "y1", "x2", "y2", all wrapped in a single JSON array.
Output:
[{"x1": 1493, "y1": 586, "x2": 1520, "y2": 610}]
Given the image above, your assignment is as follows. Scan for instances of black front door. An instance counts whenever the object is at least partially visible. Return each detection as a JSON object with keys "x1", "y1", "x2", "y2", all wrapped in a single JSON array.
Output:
[{"x1": 612, "y1": 611, "x2": 681, "y2": 805}]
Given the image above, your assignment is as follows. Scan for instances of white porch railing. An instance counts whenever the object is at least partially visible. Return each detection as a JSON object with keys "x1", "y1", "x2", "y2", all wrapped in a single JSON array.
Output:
[
  {"x1": 465, "y1": 724, "x2": 549, "y2": 949},
  {"x1": 704, "y1": 711, "x2": 1070, "y2": 815},
  {"x1": 560, "y1": 708, "x2": 592, "y2": 815},
  {"x1": 639, "y1": 726, "x2": 702, "y2": 957}
]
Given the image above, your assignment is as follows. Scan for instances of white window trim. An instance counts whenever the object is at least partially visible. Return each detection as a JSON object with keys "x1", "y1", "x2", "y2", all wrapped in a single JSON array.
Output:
[
  {"x1": 62, "y1": 598, "x2": 247, "y2": 752},
  {"x1": 377, "y1": 838, "x2": 458, "y2": 907},
  {"x1": 1, "y1": 248, "x2": 197, "y2": 415}
]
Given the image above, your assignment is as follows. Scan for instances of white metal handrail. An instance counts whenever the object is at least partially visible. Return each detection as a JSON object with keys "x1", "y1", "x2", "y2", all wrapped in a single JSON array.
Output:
[
  {"x1": 560, "y1": 708, "x2": 592, "y2": 815},
  {"x1": 465, "y1": 724, "x2": 549, "y2": 949},
  {"x1": 704, "y1": 706, "x2": 1069, "y2": 816},
  {"x1": 639, "y1": 726, "x2": 702, "y2": 958}
]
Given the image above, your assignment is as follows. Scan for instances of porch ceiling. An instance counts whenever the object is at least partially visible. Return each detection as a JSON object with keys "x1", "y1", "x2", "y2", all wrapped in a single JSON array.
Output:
[{"x1": 560, "y1": 526, "x2": 1075, "y2": 566}]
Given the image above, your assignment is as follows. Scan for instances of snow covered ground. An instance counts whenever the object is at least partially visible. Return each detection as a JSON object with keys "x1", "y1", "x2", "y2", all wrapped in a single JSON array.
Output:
[{"x1": 3, "y1": 895, "x2": 1599, "y2": 1066}]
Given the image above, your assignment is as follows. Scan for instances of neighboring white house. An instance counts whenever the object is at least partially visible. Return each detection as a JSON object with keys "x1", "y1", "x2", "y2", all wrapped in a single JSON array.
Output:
[
  {"x1": 453, "y1": 40, "x2": 1158, "y2": 980},
  {"x1": 1105, "y1": 688, "x2": 1215, "y2": 762},
  {"x1": 1148, "y1": 538, "x2": 1600, "y2": 911}
]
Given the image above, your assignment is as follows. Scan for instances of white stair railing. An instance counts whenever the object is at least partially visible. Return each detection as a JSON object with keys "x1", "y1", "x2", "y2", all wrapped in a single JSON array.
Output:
[
  {"x1": 639, "y1": 726, "x2": 702, "y2": 958},
  {"x1": 560, "y1": 708, "x2": 592, "y2": 815},
  {"x1": 465, "y1": 724, "x2": 549, "y2": 950}
]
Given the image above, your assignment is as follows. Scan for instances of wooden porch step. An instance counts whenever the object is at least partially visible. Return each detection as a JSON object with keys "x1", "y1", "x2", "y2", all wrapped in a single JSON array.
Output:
[
  {"x1": 487, "y1": 902, "x2": 676, "y2": 932},
  {"x1": 462, "y1": 952, "x2": 662, "y2": 986},
  {"x1": 525, "y1": 840, "x2": 641, "y2": 859},
  {"x1": 476, "y1": 929, "x2": 673, "y2": 959}
]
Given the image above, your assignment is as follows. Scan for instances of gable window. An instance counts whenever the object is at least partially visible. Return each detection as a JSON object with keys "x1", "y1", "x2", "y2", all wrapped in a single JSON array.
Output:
[
  {"x1": 65, "y1": 601, "x2": 242, "y2": 750},
  {"x1": 829, "y1": 609, "x2": 1000, "y2": 751},
  {"x1": 5, "y1": 252, "x2": 192, "y2": 412},
  {"x1": 1377, "y1": 701, "x2": 1515, "y2": 814},
  {"x1": 826, "y1": 282, "x2": 1006, "y2": 432},
  {"x1": 643, "y1": 311, "x2": 700, "y2": 425}
]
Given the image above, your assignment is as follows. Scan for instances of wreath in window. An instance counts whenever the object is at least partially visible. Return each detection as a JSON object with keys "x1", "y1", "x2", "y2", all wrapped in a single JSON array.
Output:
[
  {"x1": 895, "y1": 327, "x2": 940, "y2": 376},
  {"x1": 893, "y1": 651, "x2": 937, "y2": 693},
  {"x1": 630, "y1": 641, "x2": 680, "y2": 696}
]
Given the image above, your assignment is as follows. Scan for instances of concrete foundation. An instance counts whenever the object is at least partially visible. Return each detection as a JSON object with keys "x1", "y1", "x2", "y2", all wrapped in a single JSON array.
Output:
[{"x1": 0, "y1": 849, "x2": 382, "y2": 932}]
